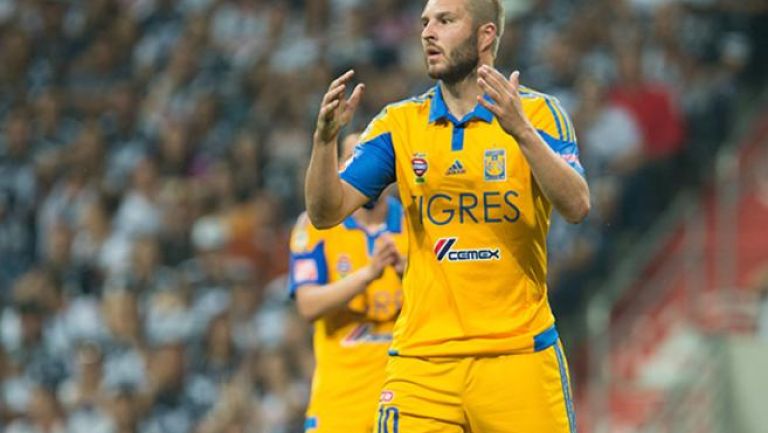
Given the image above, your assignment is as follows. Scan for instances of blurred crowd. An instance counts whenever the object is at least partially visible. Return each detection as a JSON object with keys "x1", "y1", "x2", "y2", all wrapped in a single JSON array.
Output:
[{"x1": 0, "y1": 0, "x2": 766, "y2": 432}]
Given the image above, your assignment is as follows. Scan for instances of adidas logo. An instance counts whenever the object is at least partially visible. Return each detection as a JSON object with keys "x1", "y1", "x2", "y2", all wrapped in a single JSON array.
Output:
[{"x1": 446, "y1": 160, "x2": 466, "y2": 175}]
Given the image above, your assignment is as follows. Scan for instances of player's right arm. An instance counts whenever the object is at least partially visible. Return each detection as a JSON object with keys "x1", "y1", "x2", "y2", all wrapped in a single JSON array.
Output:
[{"x1": 305, "y1": 70, "x2": 369, "y2": 229}]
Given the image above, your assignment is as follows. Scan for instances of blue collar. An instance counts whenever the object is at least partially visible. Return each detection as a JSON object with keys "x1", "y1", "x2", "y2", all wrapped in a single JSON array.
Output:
[
  {"x1": 428, "y1": 84, "x2": 494, "y2": 126},
  {"x1": 342, "y1": 196, "x2": 403, "y2": 234}
]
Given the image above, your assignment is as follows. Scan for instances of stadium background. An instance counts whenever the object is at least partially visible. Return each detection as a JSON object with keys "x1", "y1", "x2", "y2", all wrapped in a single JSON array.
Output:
[{"x1": 0, "y1": 0, "x2": 766, "y2": 432}]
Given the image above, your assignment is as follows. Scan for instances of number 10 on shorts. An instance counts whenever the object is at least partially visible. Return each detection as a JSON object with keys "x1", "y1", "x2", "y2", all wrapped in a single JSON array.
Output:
[{"x1": 377, "y1": 406, "x2": 400, "y2": 433}]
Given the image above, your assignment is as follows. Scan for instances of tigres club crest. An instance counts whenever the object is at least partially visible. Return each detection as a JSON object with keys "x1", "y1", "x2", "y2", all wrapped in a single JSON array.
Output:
[
  {"x1": 411, "y1": 153, "x2": 428, "y2": 184},
  {"x1": 484, "y1": 148, "x2": 506, "y2": 181}
]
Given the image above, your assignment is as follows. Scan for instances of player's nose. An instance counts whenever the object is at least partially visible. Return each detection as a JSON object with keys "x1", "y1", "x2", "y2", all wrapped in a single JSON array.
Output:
[{"x1": 421, "y1": 20, "x2": 437, "y2": 41}]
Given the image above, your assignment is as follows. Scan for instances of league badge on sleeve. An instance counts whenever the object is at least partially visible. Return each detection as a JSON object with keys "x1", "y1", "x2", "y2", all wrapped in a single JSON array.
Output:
[
  {"x1": 293, "y1": 258, "x2": 318, "y2": 283},
  {"x1": 411, "y1": 153, "x2": 428, "y2": 184},
  {"x1": 484, "y1": 148, "x2": 506, "y2": 182}
]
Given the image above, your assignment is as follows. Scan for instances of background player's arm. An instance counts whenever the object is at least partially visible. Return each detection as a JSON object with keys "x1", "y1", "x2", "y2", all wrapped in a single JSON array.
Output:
[
  {"x1": 306, "y1": 70, "x2": 370, "y2": 229},
  {"x1": 478, "y1": 66, "x2": 590, "y2": 224},
  {"x1": 295, "y1": 236, "x2": 399, "y2": 322}
]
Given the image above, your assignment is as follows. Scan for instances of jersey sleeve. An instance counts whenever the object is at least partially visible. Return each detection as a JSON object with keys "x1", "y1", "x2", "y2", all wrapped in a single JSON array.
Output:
[
  {"x1": 339, "y1": 108, "x2": 397, "y2": 199},
  {"x1": 529, "y1": 97, "x2": 586, "y2": 178},
  {"x1": 287, "y1": 213, "x2": 329, "y2": 298}
]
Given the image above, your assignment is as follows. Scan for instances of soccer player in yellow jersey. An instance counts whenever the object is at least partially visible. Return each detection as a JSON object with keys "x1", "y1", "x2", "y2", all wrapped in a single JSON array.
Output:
[
  {"x1": 290, "y1": 134, "x2": 408, "y2": 433},
  {"x1": 305, "y1": 0, "x2": 590, "y2": 431}
]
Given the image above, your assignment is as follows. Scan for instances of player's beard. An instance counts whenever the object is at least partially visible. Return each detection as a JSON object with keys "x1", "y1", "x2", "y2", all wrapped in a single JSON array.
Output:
[{"x1": 427, "y1": 31, "x2": 479, "y2": 84}]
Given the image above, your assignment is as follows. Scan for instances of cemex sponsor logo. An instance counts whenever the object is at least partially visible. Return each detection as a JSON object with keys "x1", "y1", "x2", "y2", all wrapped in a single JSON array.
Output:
[{"x1": 434, "y1": 238, "x2": 501, "y2": 262}]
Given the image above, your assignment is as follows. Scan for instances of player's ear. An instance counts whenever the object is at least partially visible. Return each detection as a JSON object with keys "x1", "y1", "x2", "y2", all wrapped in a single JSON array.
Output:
[{"x1": 477, "y1": 22, "x2": 497, "y2": 54}]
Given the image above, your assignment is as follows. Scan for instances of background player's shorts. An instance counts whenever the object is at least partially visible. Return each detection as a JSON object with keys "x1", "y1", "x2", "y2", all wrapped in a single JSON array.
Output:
[{"x1": 375, "y1": 341, "x2": 577, "y2": 433}]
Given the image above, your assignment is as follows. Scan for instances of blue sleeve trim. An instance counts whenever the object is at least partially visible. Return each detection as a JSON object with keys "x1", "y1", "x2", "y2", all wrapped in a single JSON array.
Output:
[
  {"x1": 388, "y1": 349, "x2": 400, "y2": 356},
  {"x1": 287, "y1": 241, "x2": 328, "y2": 299},
  {"x1": 340, "y1": 132, "x2": 396, "y2": 199},
  {"x1": 537, "y1": 130, "x2": 586, "y2": 178},
  {"x1": 304, "y1": 417, "x2": 318, "y2": 430},
  {"x1": 533, "y1": 325, "x2": 559, "y2": 351}
]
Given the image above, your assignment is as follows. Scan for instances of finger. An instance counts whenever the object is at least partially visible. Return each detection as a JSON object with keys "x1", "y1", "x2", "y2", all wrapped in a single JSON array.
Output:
[
  {"x1": 346, "y1": 83, "x2": 366, "y2": 113},
  {"x1": 385, "y1": 246, "x2": 399, "y2": 259},
  {"x1": 383, "y1": 253, "x2": 398, "y2": 265},
  {"x1": 373, "y1": 241, "x2": 390, "y2": 256},
  {"x1": 377, "y1": 245, "x2": 398, "y2": 262},
  {"x1": 319, "y1": 99, "x2": 340, "y2": 120},
  {"x1": 320, "y1": 99, "x2": 339, "y2": 117},
  {"x1": 480, "y1": 65, "x2": 510, "y2": 86},
  {"x1": 508, "y1": 70, "x2": 520, "y2": 92},
  {"x1": 478, "y1": 74, "x2": 510, "y2": 107},
  {"x1": 375, "y1": 241, "x2": 396, "y2": 256},
  {"x1": 377, "y1": 252, "x2": 397, "y2": 268},
  {"x1": 381, "y1": 238, "x2": 397, "y2": 252},
  {"x1": 321, "y1": 83, "x2": 347, "y2": 106},
  {"x1": 478, "y1": 77, "x2": 503, "y2": 104},
  {"x1": 479, "y1": 67, "x2": 513, "y2": 100},
  {"x1": 338, "y1": 88, "x2": 348, "y2": 117},
  {"x1": 477, "y1": 96, "x2": 502, "y2": 117},
  {"x1": 328, "y1": 69, "x2": 355, "y2": 91},
  {"x1": 386, "y1": 248, "x2": 401, "y2": 262}
]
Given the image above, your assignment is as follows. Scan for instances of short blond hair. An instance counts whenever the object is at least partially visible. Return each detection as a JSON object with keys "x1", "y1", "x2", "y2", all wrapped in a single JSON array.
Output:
[{"x1": 466, "y1": 0, "x2": 505, "y2": 56}]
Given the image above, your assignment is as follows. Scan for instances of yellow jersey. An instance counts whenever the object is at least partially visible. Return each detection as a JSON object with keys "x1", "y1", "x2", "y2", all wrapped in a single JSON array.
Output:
[
  {"x1": 288, "y1": 197, "x2": 407, "y2": 428},
  {"x1": 340, "y1": 84, "x2": 584, "y2": 357}
]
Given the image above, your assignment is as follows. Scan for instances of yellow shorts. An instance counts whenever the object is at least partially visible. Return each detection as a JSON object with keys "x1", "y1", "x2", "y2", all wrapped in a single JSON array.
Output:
[{"x1": 375, "y1": 341, "x2": 576, "y2": 433}]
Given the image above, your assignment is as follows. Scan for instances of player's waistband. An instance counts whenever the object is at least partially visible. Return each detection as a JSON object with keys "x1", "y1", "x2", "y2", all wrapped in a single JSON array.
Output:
[
  {"x1": 388, "y1": 325, "x2": 560, "y2": 357},
  {"x1": 533, "y1": 324, "x2": 559, "y2": 352}
]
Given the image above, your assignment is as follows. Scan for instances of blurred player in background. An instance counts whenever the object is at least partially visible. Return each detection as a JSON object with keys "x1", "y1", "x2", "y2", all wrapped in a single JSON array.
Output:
[
  {"x1": 289, "y1": 133, "x2": 407, "y2": 433},
  {"x1": 305, "y1": 0, "x2": 590, "y2": 432}
]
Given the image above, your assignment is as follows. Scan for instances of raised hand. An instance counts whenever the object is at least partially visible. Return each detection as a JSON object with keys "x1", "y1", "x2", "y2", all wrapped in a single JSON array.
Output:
[
  {"x1": 315, "y1": 69, "x2": 366, "y2": 144},
  {"x1": 365, "y1": 235, "x2": 400, "y2": 282},
  {"x1": 476, "y1": 65, "x2": 533, "y2": 140}
]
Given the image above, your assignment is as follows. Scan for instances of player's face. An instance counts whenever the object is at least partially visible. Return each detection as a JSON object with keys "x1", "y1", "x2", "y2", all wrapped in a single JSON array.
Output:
[{"x1": 421, "y1": 0, "x2": 479, "y2": 84}]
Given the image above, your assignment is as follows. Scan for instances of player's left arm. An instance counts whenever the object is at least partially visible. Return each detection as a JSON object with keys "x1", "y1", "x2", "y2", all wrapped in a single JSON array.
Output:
[{"x1": 477, "y1": 66, "x2": 590, "y2": 224}]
